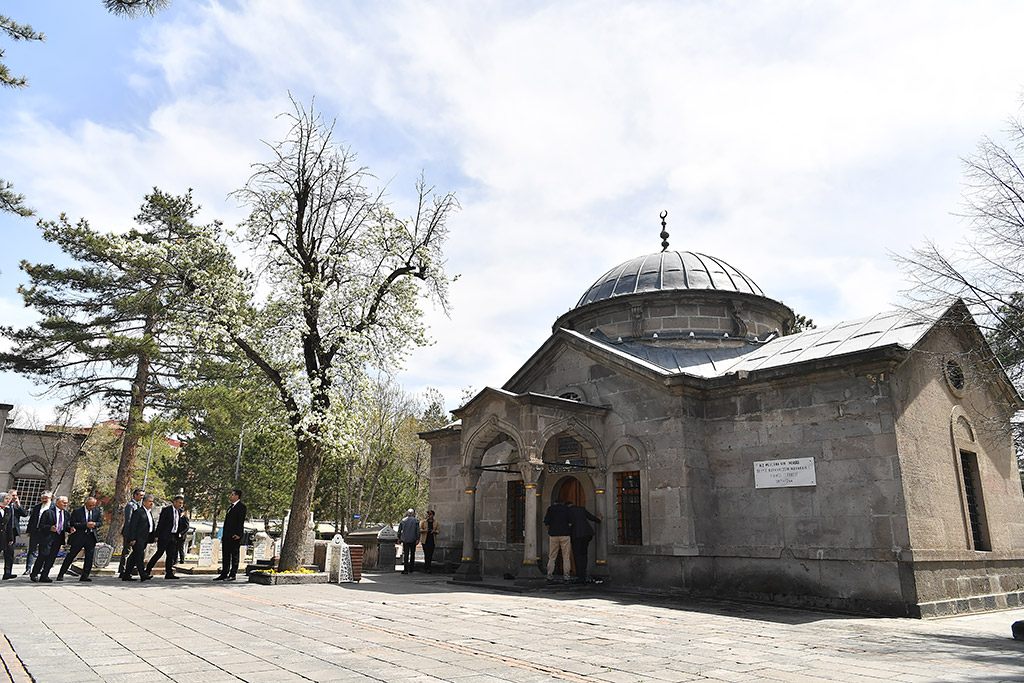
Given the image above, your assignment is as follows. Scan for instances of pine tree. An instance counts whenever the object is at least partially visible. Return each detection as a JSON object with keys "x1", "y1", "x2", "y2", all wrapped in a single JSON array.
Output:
[{"x1": 0, "y1": 188, "x2": 229, "y2": 550}]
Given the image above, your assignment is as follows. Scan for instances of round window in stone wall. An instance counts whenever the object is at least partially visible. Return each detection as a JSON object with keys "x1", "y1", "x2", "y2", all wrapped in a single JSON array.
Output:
[{"x1": 945, "y1": 358, "x2": 966, "y2": 396}]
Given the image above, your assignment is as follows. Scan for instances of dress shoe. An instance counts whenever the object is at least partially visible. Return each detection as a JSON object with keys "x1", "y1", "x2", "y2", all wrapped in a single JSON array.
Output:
[
  {"x1": 2, "y1": 574, "x2": 16, "y2": 580},
  {"x1": 79, "y1": 577, "x2": 92, "y2": 582},
  {"x1": 121, "y1": 576, "x2": 137, "y2": 582},
  {"x1": 39, "y1": 577, "x2": 53, "y2": 583},
  {"x1": 226, "y1": 576, "x2": 236, "y2": 581},
  {"x1": 29, "y1": 575, "x2": 38, "y2": 583},
  {"x1": 55, "y1": 574, "x2": 64, "y2": 582},
  {"x1": 140, "y1": 574, "x2": 153, "y2": 582},
  {"x1": 165, "y1": 574, "x2": 179, "y2": 579},
  {"x1": 213, "y1": 575, "x2": 226, "y2": 581}
]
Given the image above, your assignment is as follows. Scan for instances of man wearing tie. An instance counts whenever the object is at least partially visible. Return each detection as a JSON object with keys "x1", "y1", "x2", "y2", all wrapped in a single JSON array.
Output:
[
  {"x1": 32, "y1": 496, "x2": 70, "y2": 583},
  {"x1": 215, "y1": 489, "x2": 246, "y2": 581},
  {"x1": 56, "y1": 497, "x2": 103, "y2": 582},
  {"x1": 0, "y1": 490, "x2": 27, "y2": 580},
  {"x1": 23, "y1": 491, "x2": 51, "y2": 576},
  {"x1": 146, "y1": 495, "x2": 187, "y2": 579},
  {"x1": 124, "y1": 494, "x2": 156, "y2": 581}
]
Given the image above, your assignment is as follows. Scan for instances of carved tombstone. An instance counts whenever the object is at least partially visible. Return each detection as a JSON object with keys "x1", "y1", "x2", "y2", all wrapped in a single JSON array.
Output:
[
  {"x1": 93, "y1": 543, "x2": 113, "y2": 569},
  {"x1": 198, "y1": 536, "x2": 213, "y2": 568}
]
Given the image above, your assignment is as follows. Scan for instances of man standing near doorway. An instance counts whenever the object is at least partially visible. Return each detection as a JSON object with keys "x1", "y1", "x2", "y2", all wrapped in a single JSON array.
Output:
[
  {"x1": 567, "y1": 503, "x2": 602, "y2": 584},
  {"x1": 398, "y1": 509, "x2": 419, "y2": 574},
  {"x1": 57, "y1": 496, "x2": 103, "y2": 582},
  {"x1": 543, "y1": 498, "x2": 572, "y2": 584}
]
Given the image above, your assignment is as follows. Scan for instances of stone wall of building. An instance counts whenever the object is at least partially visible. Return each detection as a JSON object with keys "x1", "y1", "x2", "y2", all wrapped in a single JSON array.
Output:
[
  {"x1": 421, "y1": 428, "x2": 463, "y2": 570},
  {"x1": 889, "y1": 326, "x2": 1024, "y2": 612}
]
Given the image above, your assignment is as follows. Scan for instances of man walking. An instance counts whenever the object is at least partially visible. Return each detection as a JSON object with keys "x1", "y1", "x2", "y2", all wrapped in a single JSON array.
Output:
[
  {"x1": 118, "y1": 488, "x2": 144, "y2": 579},
  {"x1": 215, "y1": 489, "x2": 246, "y2": 581},
  {"x1": 0, "y1": 490, "x2": 26, "y2": 580},
  {"x1": 567, "y1": 502, "x2": 602, "y2": 583},
  {"x1": 56, "y1": 497, "x2": 103, "y2": 582},
  {"x1": 543, "y1": 498, "x2": 572, "y2": 583},
  {"x1": 124, "y1": 494, "x2": 156, "y2": 581},
  {"x1": 398, "y1": 509, "x2": 419, "y2": 574},
  {"x1": 146, "y1": 495, "x2": 187, "y2": 579},
  {"x1": 32, "y1": 496, "x2": 70, "y2": 583},
  {"x1": 23, "y1": 491, "x2": 51, "y2": 576}
]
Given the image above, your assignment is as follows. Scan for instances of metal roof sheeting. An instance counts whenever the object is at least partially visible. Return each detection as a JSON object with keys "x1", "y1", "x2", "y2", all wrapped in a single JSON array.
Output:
[{"x1": 562, "y1": 310, "x2": 934, "y2": 378}]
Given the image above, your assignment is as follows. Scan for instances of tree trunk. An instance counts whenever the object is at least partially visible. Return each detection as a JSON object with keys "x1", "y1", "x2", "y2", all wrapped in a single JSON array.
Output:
[
  {"x1": 104, "y1": 351, "x2": 151, "y2": 549},
  {"x1": 278, "y1": 436, "x2": 324, "y2": 571}
]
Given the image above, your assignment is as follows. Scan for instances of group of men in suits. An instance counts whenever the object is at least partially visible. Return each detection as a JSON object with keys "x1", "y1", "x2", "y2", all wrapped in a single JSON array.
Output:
[
  {"x1": 119, "y1": 489, "x2": 191, "y2": 581},
  {"x1": 2, "y1": 487, "x2": 245, "y2": 583}
]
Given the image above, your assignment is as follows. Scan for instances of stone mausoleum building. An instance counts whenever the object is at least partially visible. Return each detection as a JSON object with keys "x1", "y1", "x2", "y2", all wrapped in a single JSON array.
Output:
[{"x1": 420, "y1": 235, "x2": 1024, "y2": 616}]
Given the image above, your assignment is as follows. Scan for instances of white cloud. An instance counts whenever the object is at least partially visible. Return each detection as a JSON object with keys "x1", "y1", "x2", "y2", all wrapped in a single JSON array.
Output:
[{"x1": 2, "y1": 0, "x2": 1024, "y2": 415}]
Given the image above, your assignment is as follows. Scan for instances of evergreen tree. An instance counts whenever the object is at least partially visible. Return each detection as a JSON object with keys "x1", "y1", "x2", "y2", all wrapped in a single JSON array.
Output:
[{"x1": 0, "y1": 189, "x2": 229, "y2": 550}]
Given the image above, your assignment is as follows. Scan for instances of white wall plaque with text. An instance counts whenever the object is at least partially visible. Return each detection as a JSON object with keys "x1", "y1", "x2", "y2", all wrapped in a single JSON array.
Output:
[{"x1": 754, "y1": 457, "x2": 816, "y2": 489}]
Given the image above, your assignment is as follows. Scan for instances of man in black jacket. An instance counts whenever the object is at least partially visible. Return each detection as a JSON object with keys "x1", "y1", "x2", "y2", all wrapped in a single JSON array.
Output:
[
  {"x1": 23, "y1": 491, "x2": 51, "y2": 576},
  {"x1": 56, "y1": 497, "x2": 103, "y2": 582},
  {"x1": 0, "y1": 490, "x2": 27, "y2": 579},
  {"x1": 118, "y1": 488, "x2": 144, "y2": 579},
  {"x1": 543, "y1": 498, "x2": 573, "y2": 583},
  {"x1": 123, "y1": 494, "x2": 156, "y2": 582},
  {"x1": 567, "y1": 503, "x2": 602, "y2": 583},
  {"x1": 215, "y1": 489, "x2": 246, "y2": 581},
  {"x1": 146, "y1": 495, "x2": 188, "y2": 579},
  {"x1": 31, "y1": 496, "x2": 70, "y2": 583}
]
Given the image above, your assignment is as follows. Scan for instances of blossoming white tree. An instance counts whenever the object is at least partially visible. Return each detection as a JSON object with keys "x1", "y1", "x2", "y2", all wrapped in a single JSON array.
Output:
[{"x1": 212, "y1": 99, "x2": 457, "y2": 571}]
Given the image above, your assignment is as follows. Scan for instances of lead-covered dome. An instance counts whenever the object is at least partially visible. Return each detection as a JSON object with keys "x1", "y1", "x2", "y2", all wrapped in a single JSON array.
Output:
[{"x1": 577, "y1": 251, "x2": 764, "y2": 308}]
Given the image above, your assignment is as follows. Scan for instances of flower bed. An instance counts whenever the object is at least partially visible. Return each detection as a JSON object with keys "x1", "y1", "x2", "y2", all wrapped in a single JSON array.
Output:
[{"x1": 248, "y1": 570, "x2": 329, "y2": 585}]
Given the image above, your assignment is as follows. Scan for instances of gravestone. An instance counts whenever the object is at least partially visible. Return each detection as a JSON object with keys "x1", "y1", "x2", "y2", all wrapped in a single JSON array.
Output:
[
  {"x1": 325, "y1": 534, "x2": 344, "y2": 581},
  {"x1": 93, "y1": 543, "x2": 113, "y2": 569},
  {"x1": 254, "y1": 532, "x2": 270, "y2": 561},
  {"x1": 198, "y1": 537, "x2": 213, "y2": 567}
]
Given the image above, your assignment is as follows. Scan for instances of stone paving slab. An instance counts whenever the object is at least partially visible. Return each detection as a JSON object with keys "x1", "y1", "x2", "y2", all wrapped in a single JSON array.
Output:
[{"x1": 1, "y1": 571, "x2": 1024, "y2": 682}]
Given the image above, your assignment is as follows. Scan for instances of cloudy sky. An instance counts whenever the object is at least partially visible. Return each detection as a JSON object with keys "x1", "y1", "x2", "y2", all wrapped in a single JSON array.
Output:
[{"x1": 1, "y1": 0, "x2": 1023, "y2": 424}]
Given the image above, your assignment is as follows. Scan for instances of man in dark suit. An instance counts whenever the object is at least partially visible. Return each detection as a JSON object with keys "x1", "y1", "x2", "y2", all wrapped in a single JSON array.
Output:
[
  {"x1": 215, "y1": 489, "x2": 246, "y2": 581},
  {"x1": 567, "y1": 503, "x2": 602, "y2": 584},
  {"x1": 23, "y1": 491, "x2": 51, "y2": 576},
  {"x1": 118, "y1": 488, "x2": 144, "y2": 579},
  {"x1": 0, "y1": 490, "x2": 27, "y2": 579},
  {"x1": 56, "y1": 497, "x2": 103, "y2": 582},
  {"x1": 145, "y1": 495, "x2": 188, "y2": 579},
  {"x1": 31, "y1": 495, "x2": 70, "y2": 583},
  {"x1": 123, "y1": 494, "x2": 156, "y2": 582}
]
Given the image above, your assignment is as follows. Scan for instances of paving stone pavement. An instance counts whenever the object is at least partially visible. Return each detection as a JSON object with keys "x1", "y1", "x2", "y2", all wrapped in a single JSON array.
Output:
[{"x1": 1, "y1": 571, "x2": 1023, "y2": 682}]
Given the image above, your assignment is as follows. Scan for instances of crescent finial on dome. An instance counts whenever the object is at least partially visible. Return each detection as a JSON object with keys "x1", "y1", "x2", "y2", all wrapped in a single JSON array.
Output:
[{"x1": 659, "y1": 210, "x2": 669, "y2": 252}]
